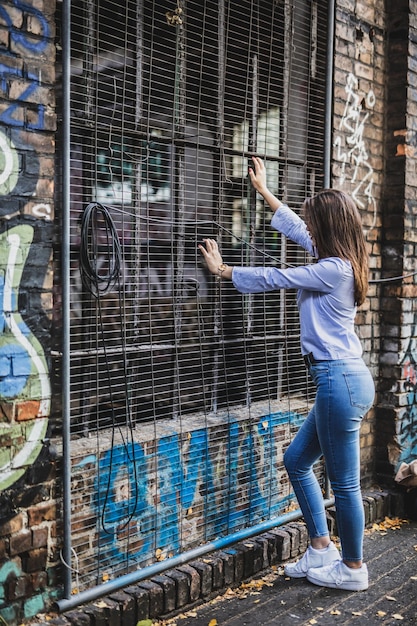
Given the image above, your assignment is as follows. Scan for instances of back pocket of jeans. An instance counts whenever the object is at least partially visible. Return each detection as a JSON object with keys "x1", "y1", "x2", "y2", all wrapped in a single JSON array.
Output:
[{"x1": 344, "y1": 371, "x2": 375, "y2": 411}]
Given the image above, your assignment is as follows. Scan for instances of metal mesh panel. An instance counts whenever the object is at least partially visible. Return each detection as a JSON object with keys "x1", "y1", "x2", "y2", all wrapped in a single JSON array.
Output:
[{"x1": 57, "y1": 0, "x2": 329, "y2": 592}]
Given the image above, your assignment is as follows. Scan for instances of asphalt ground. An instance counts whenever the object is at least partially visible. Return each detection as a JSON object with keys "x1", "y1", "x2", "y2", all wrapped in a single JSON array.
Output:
[{"x1": 158, "y1": 519, "x2": 417, "y2": 626}]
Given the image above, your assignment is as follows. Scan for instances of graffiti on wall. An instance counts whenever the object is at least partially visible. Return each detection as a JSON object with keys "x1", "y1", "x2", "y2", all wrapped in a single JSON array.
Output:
[
  {"x1": 0, "y1": 0, "x2": 53, "y2": 492},
  {"x1": 0, "y1": 0, "x2": 53, "y2": 220},
  {"x1": 0, "y1": 221, "x2": 50, "y2": 491},
  {"x1": 399, "y1": 338, "x2": 417, "y2": 466},
  {"x1": 71, "y1": 410, "x2": 304, "y2": 577},
  {"x1": 334, "y1": 72, "x2": 376, "y2": 228}
]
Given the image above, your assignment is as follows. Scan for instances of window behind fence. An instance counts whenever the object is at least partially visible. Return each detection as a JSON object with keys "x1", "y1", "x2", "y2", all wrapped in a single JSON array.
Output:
[{"x1": 58, "y1": 0, "x2": 329, "y2": 592}]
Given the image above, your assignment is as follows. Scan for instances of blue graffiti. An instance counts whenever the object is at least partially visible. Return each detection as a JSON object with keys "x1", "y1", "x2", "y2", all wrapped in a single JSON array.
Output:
[
  {"x1": 0, "y1": 343, "x2": 32, "y2": 397},
  {"x1": 0, "y1": 275, "x2": 32, "y2": 398},
  {"x1": 399, "y1": 367, "x2": 417, "y2": 465},
  {"x1": 95, "y1": 411, "x2": 304, "y2": 566},
  {"x1": 0, "y1": 1, "x2": 49, "y2": 130},
  {"x1": 0, "y1": 1, "x2": 49, "y2": 53}
]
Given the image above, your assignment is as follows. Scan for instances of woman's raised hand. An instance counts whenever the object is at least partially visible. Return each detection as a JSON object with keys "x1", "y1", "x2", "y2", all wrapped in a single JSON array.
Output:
[{"x1": 248, "y1": 156, "x2": 268, "y2": 194}]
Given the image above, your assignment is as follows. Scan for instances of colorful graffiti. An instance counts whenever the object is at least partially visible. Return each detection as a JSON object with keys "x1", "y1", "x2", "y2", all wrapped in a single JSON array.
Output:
[
  {"x1": 71, "y1": 410, "x2": 304, "y2": 574},
  {"x1": 0, "y1": 0, "x2": 53, "y2": 218},
  {"x1": 0, "y1": 222, "x2": 50, "y2": 491},
  {"x1": 0, "y1": 0, "x2": 54, "y2": 492},
  {"x1": 0, "y1": 560, "x2": 48, "y2": 622},
  {"x1": 399, "y1": 341, "x2": 417, "y2": 466}
]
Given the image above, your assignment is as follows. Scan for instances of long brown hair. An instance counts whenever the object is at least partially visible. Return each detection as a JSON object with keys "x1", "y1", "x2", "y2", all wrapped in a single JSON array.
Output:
[{"x1": 302, "y1": 189, "x2": 369, "y2": 306}]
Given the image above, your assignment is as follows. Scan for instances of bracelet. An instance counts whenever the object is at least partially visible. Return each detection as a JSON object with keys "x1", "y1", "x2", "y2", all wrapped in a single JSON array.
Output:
[{"x1": 217, "y1": 263, "x2": 228, "y2": 277}]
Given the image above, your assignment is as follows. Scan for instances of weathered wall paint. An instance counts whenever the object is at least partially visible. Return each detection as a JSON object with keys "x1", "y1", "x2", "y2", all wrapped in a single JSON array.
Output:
[
  {"x1": 68, "y1": 410, "x2": 304, "y2": 585},
  {"x1": 398, "y1": 339, "x2": 417, "y2": 466},
  {"x1": 0, "y1": 0, "x2": 54, "y2": 490},
  {"x1": 0, "y1": 222, "x2": 50, "y2": 490},
  {"x1": 0, "y1": 0, "x2": 55, "y2": 622},
  {"x1": 334, "y1": 72, "x2": 376, "y2": 223}
]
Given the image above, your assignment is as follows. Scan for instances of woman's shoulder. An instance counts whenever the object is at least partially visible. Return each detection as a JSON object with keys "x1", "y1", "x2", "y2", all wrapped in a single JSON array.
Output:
[{"x1": 317, "y1": 257, "x2": 352, "y2": 278}]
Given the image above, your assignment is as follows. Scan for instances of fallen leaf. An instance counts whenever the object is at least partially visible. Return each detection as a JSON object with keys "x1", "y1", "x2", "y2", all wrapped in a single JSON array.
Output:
[{"x1": 94, "y1": 601, "x2": 109, "y2": 608}]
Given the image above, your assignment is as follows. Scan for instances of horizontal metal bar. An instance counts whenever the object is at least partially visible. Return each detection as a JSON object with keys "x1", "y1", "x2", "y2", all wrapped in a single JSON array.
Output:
[
  {"x1": 68, "y1": 119, "x2": 321, "y2": 168},
  {"x1": 50, "y1": 332, "x2": 295, "y2": 358},
  {"x1": 55, "y1": 498, "x2": 334, "y2": 612}
]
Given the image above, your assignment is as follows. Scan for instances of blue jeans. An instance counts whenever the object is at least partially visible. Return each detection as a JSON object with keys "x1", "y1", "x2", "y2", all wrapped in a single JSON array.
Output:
[{"x1": 284, "y1": 358, "x2": 375, "y2": 562}]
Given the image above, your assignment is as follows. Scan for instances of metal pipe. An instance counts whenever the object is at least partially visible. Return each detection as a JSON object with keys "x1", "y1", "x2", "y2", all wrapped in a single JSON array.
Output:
[
  {"x1": 55, "y1": 497, "x2": 335, "y2": 612},
  {"x1": 323, "y1": 0, "x2": 335, "y2": 189},
  {"x1": 61, "y1": 0, "x2": 72, "y2": 600}
]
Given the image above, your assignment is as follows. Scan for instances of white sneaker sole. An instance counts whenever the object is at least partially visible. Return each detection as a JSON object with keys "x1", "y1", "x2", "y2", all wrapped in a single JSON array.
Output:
[{"x1": 306, "y1": 571, "x2": 368, "y2": 591}]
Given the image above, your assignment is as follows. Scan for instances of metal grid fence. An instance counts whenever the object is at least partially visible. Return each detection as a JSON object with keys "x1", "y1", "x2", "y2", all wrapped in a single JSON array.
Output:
[{"x1": 58, "y1": 0, "x2": 329, "y2": 595}]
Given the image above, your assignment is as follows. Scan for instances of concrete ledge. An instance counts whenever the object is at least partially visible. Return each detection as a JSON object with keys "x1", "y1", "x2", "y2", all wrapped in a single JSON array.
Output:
[{"x1": 42, "y1": 489, "x2": 403, "y2": 626}]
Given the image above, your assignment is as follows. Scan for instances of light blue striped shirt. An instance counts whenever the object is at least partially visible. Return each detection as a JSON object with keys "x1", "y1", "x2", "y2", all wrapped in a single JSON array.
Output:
[{"x1": 231, "y1": 204, "x2": 363, "y2": 360}]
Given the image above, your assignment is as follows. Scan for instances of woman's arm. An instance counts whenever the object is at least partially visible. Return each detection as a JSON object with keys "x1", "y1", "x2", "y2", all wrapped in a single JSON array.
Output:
[
  {"x1": 199, "y1": 157, "x2": 285, "y2": 278},
  {"x1": 248, "y1": 156, "x2": 283, "y2": 213}
]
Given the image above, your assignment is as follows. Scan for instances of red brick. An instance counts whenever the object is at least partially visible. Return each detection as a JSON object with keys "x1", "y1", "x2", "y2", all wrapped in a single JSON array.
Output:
[
  {"x1": 30, "y1": 570, "x2": 48, "y2": 591},
  {"x1": 0, "y1": 515, "x2": 24, "y2": 538},
  {"x1": 24, "y1": 547, "x2": 47, "y2": 573},
  {"x1": 32, "y1": 527, "x2": 48, "y2": 549},
  {"x1": 6, "y1": 574, "x2": 29, "y2": 601},
  {"x1": 10, "y1": 530, "x2": 32, "y2": 556},
  {"x1": 28, "y1": 502, "x2": 56, "y2": 526},
  {"x1": 15, "y1": 400, "x2": 41, "y2": 421}
]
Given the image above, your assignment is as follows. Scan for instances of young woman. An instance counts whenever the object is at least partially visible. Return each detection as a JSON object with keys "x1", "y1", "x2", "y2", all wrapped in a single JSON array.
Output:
[{"x1": 199, "y1": 156, "x2": 375, "y2": 591}]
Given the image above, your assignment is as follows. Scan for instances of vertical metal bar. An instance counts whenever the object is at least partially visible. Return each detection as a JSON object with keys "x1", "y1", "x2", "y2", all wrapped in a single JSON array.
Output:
[
  {"x1": 61, "y1": 0, "x2": 72, "y2": 600},
  {"x1": 79, "y1": 0, "x2": 96, "y2": 438},
  {"x1": 135, "y1": 0, "x2": 143, "y2": 127},
  {"x1": 281, "y1": 0, "x2": 292, "y2": 200},
  {"x1": 324, "y1": 0, "x2": 335, "y2": 499},
  {"x1": 85, "y1": 0, "x2": 96, "y2": 120},
  {"x1": 245, "y1": 49, "x2": 258, "y2": 408},
  {"x1": 134, "y1": 0, "x2": 144, "y2": 321},
  {"x1": 210, "y1": 0, "x2": 226, "y2": 414},
  {"x1": 172, "y1": 0, "x2": 186, "y2": 419},
  {"x1": 324, "y1": 0, "x2": 335, "y2": 189}
]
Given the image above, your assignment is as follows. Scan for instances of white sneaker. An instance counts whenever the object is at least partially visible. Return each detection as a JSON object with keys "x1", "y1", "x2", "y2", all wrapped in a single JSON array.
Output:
[
  {"x1": 284, "y1": 541, "x2": 341, "y2": 578},
  {"x1": 307, "y1": 560, "x2": 368, "y2": 591}
]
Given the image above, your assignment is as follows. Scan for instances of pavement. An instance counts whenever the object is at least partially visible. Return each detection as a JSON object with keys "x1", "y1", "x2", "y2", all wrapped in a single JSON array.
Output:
[
  {"x1": 160, "y1": 518, "x2": 417, "y2": 626},
  {"x1": 39, "y1": 490, "x2": 417, "y2": 626}
]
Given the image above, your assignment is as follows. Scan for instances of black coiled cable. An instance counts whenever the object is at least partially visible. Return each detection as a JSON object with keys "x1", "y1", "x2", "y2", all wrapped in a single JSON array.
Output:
[{"x1": 79, "y1": 202, "x2": 122, "y2": 297}]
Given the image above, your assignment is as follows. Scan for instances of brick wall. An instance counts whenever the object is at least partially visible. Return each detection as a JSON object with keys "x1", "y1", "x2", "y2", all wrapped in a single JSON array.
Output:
[
  {"x1": 0, "y1": 0, "x2": 417, "y2": 623},
  {"x1": 332, "y1": 0, "x2": 386, "y2": 485},
  {"x1": 0, "y1": 0, "x2": 57, "y2": 623},
  {"x1": 375, "y1": 0, "x2": 417, "y2": 483}
]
